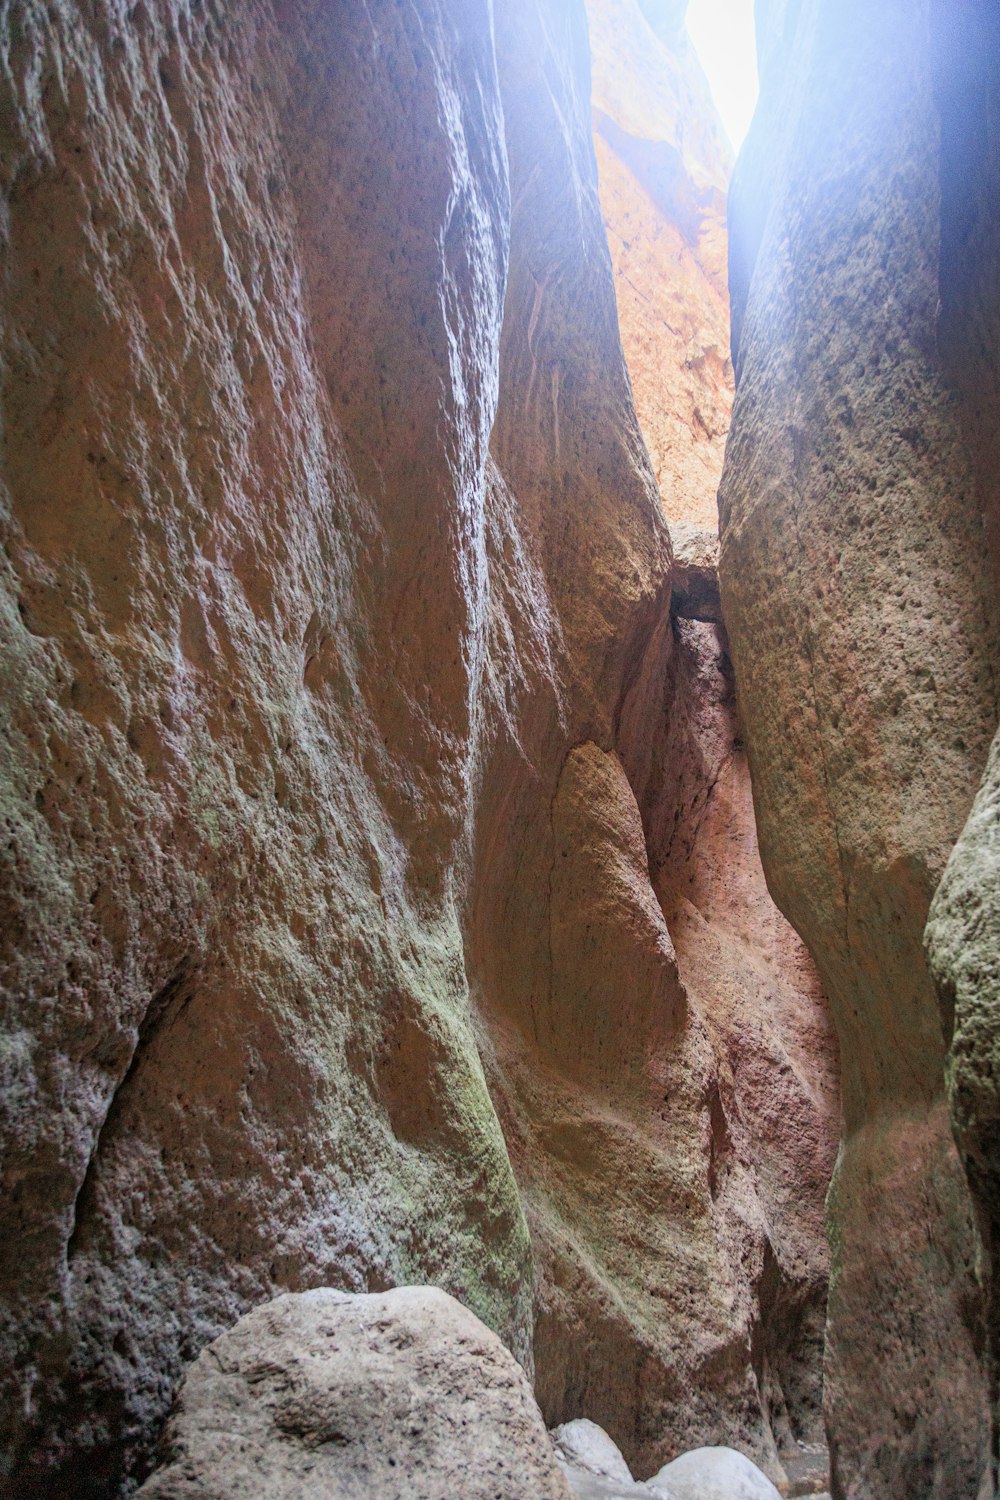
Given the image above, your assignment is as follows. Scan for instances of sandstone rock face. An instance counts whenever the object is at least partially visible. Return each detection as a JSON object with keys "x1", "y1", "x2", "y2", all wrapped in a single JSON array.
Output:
[
  {"x1": 476, "y1": 5, "x2": 838, "y2": 1482},
  {"x1": 617, "y1": 597, "x2": 839, "y2": 1476},
  {"x1": 136, "y1": 1286, "x2": 572, "y2": 1499},
  {"x1": 0, "y1": 3, "x2": 538, "y2": 1489},
  {"x1": 584, "y1": 0, "x2": 733, "y2": 529},
  {"x1": 720, "y1": 0, "x2": 1000, "y2": 1493},
  {"x1": 0, "y1": 0, "x2": 836, "y2": 1493}
]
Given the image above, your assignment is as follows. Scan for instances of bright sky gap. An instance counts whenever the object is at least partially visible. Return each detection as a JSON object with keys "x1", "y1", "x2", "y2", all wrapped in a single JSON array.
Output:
[{"x1": 686, "y1": 0, "x2": 760, "y2": 155}]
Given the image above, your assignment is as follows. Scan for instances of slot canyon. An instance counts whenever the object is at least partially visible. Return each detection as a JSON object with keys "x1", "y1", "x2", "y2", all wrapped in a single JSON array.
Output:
[{"x1": 0, "y1": 1, "x2": 997, "y2": 1497}]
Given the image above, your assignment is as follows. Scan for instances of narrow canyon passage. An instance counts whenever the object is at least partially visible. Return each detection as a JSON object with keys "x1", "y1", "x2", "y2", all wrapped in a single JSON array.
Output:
[{"x1": 0, "y1": 3, "x2": 997, "y2": 1500}]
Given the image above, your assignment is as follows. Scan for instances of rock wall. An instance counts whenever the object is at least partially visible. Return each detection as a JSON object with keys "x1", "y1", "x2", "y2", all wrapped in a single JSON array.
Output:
[
  {"x1": 1, "y1": 2, "x2": 532, "y2": 1489},
  {"x1": 926, "y1": 0, "x2": 1000, "y2": 1461},
  {"x1": 720, "y1": 0, "x2": 1000, "y2": 1495},
  {"x1": 584, "y1": 0, "x2": 733, "y2": 529},
  {"x1": 1, "y1": 0, "x2": 834, "y2": 1494}
]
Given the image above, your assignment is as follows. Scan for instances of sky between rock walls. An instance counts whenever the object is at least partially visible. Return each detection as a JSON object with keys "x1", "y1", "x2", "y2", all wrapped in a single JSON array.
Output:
[{"x1": 686, "y1": 0, "x2": 759, "y2": 153}]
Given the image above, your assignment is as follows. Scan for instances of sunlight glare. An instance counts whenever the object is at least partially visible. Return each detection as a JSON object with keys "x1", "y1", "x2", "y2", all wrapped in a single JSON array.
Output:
[{"x1": 686, "y1": 0, "x2": 760, "y2": 155}]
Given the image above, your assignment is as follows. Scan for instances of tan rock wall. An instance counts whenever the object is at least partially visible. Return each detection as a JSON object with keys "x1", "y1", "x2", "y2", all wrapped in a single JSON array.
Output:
[
  {"x1": 1, "y1": 0, "x2": 837, "y2": 1493},
  {"x1": 720, "y1": 0, "x2": 1000, "y2": 1493}
]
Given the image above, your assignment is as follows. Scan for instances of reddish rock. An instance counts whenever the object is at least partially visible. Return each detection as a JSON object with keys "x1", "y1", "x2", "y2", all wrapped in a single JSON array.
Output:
[
  {"x1": 585, "y1": 0, "x2": 733, "y2": 529},
  {"x1": 0, "y1": 2, "x2": 534, "y2": 1489}
]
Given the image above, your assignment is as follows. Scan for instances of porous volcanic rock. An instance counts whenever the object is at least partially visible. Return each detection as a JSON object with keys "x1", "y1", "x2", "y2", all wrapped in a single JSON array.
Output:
[
  {"x1": 720, "y1": 0, "x2": 1000, "y2": 1493},
  {"x1": 476, "y1": 5, "x2": 838, "y2": 1484},
  {"x1": 669, "y1": 523, "x2": 722, "y2": 623},
  {"x1": 0, "y1": 0, "x2": 568, "y2": 1489},
  {"x1": 618, "y1": 600, "x2": 839, "y2": 1473},
  {"x1": 584, "y1": 0, "x2": 733, "y2": 528},
  {"x1": 136, "y1": 1286, "x2": 572, "y2": 1500},
  {"x1": 1, "y1": 0, "x2": 837, "y2": 1493}
]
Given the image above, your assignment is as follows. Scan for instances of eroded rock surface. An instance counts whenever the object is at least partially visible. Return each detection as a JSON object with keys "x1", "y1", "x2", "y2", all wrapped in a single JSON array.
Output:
[
  {"x1": 137, "y1": 1286, "x2": 572, "y2": 1499},
  {"x1": 720, "y1": 0, "x2": 1000, "y2": 1493},
  {"x1": 927, "y1": 726, "x2": 1000, "y2": 1452},
  {"x1": 1, "y1": 0, "x2": 837, "y2": 1493}
]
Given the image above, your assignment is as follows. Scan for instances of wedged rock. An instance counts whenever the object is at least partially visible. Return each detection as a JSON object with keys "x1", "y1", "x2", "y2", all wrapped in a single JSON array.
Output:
[
  {"x1": 553, "y1": 1418, "x2": 634, "y2": 1485},
  {"x1": 650, "y1": 1445, "x2": 781, "y2": 1499},
  {"x1": 137, "y1": 1286, "x2": 572, "y2": 1500},
  {"x1": 668, "y1": 522, "x2": 722, "y2": 623}
]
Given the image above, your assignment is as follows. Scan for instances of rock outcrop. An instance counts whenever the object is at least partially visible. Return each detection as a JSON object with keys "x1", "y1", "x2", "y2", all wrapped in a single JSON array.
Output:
[
  {"x1": 584, "y1": 0, "x2": 733, "y2": 528},
  {"x1": 136, "y1": 1286, "x2": 572, "y2": 1500},
  {"x1": 720, "y1": 0, "x2": 1000, "y2": 1494},
  {"x1": 927, "y1": 727, "x2": 1000, "y2": 1456},
  {"x1": 1, "y1": 0, "x2": 836, "y2": 1494}
]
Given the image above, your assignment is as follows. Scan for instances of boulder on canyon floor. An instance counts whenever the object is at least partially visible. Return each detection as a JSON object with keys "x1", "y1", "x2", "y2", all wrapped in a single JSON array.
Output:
[
  {"x1": 552, "y1": 1418, "x2": 636, "y2": 1487},
  {"x1": 137, "y1": 1286, "x2": 572, "y2": 1500},
  {"x1": 651, "y1": 1445, "x2": 781, "y2": 1500}
]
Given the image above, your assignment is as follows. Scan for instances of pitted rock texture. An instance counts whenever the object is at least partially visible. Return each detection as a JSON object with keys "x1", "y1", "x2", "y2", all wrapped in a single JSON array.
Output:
[
  {"x1": 618, "y1": 600, "x2": 839, "y2": 1474},
  {"x1": 482, "y1": 580, "x2": 837, "y2": 1483},
  {"x1": 136, "y1": 1286, "x2": 572, "y2": 1500},
  {"x1": 0, "y1": 3, "x2": 540, "y2": 1490},
  {"x1": 927, "y1": 725, "x2": 1000, "y2": 1450},
  {"x1": 720, "y1": 0, "x2": 1000, "y2": 1493},
  {"x1": 584, "y1": 0, "x2": 733, "y2": 529},
  {"x1": 2, "y1": 0, "x2": 835, "y2": 1494}
]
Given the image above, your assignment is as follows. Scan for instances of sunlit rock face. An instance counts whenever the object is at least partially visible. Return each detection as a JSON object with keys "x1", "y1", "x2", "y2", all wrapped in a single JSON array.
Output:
[
  {"x1": 720, "y1": 0, "x2": 1000, "y2": 1494},
  {"x1": 584, "y1": 0, "x2": 733, "y2": 530},
  {"x1": 1, "y1": 0, "x2": 836, "y2": 1494}
]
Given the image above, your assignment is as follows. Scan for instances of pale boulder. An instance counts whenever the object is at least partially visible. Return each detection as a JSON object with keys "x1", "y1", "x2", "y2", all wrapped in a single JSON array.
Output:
[
  {"x1": 553, "y1": 1418, "x2": 635, "y2": 1485},
  {"x1": 137, "y1": 1286, "x2": 572, "y2": 1500},
  {"x1": 650, "y1": 1445, "x2": 782, "y2": 1499}
]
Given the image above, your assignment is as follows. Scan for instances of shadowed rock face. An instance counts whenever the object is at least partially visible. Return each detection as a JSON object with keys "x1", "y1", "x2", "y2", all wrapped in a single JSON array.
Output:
[
  {"x1": 1, "y1": 0, "x2": 837, "y2": 1494},
  {"x1": 720, "y1": 0, "x2": 1000, "y2": 1495}
]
